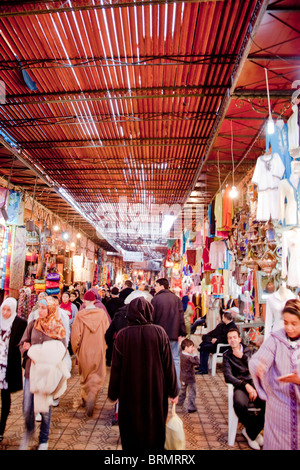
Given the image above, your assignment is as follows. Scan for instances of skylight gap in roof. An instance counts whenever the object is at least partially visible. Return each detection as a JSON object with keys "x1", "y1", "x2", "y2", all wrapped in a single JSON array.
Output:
[{"x1": 50, "y1": 12, "x2": 81, "y2": 89}]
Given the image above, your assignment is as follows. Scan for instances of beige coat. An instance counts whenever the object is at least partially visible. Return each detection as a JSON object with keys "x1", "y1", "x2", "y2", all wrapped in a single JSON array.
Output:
[
  {"x1": 71, "y1": 306, "x2": 110, "y2": 401},
  {"x1": 28, "y1": 340, "x2": 70, "y2": 413}
]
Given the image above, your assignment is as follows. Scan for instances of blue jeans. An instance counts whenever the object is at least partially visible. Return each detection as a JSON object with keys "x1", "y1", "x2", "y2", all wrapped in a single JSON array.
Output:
[
  {"x1": 170, "y1": 340, "x2": 181, "y2": 390},
  {"x1": 23, "y1": 378, "x2": 52, "y2": 444}
]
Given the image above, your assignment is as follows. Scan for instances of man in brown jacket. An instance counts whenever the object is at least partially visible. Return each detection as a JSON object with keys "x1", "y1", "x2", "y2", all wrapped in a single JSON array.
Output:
[{"x1": 71, "y1": 291, "x2": 110, "y2": 417}]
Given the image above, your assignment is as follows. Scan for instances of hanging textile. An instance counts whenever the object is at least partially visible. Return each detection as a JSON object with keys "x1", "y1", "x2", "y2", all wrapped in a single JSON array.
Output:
[
  {"x1": 208, "y1": 202, "x2": 215, "y2": 237},
  {"x1": 209, "y1": 240, "x2": 226, "y2": 270},
  {"x1": 9, "y1": 226, "x2": 27, "y2": 291},
  {"x1": 4, "y1": 226, "x2": 14, "y2": 293},
  {"x1": 222, "y1": 186, "x2": 233, "y2": 230},
  {"x1": 211, "y1": 273, "x2": 224, "y2": 296},
  {"x1": 7, "y1": 190, "x2": 21, "y2": 225},
  {"x1": 0, "y1": 227, "x2": 9, "y2": 290},
  {"x1": 214, "y1": 192, "x2": 223, "y2": 230},
  {"x1": 266, "y1": 120, "x2": 292, "y2": 179},
  {"x1": 252, "y1": 152, "x2": 285, "y2": 221},
  {"x1": 278, "y1": 175, "x2": 300, "y2": 226},
  {"x1": 288, "y1": 104, "x2": 300, "y2": 150},
  {"x1": 186, "y1": 249, "x2": 196, "y2": 266}
]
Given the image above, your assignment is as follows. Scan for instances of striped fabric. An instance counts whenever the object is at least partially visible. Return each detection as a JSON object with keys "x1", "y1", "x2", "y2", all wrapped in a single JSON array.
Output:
[{"x1": 249, "y1": 329, "x2": 300, "y2": 450}]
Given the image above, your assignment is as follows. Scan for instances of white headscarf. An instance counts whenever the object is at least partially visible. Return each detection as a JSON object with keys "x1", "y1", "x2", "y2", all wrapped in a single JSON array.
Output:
[{"x1": 0, "y1": 297, "x2": 17, "y2": 331}]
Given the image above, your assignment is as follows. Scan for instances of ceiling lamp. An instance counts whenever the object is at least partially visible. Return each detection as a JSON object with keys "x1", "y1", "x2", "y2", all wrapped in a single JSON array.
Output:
[
  {"x1": 76, "y1": 232, "x2": 81, "y2": 239},
  {"x1": 62, "y1": 231, "x2": 69, "y2": 241},
  {"x1": 229, "y1": 186, "x2": 238, "y2": 199},
  {"x1": 53, "y1": 225, "x2": 60, "y2": 232},
  {"x1": 265, "y1": 68, "x2": 274, "y2": 135}
]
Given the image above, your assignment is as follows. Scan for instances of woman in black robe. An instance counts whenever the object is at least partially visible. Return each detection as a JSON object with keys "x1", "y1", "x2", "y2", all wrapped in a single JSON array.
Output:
[{"x1": 108, "y1": 296, "x2": 178, "y2": 452}]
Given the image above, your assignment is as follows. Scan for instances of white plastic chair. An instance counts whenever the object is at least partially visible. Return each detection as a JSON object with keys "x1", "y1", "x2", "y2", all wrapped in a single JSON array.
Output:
[
  {"x1": 209, "y1": 343, "x2": 229, "y2": 376},
  {"x1": 227, "y1": 383, "x2": 239, "y2": 446}
]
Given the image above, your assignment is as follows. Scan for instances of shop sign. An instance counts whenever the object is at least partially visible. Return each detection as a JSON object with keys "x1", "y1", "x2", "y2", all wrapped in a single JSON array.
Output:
[{"x1": 123, "y1": 250, "x2": 144, "y2": 262}]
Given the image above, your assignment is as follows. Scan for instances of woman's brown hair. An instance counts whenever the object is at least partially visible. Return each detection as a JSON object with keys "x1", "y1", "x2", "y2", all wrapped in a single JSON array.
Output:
[{"x1": 282, "y1": 299, "x2": 300, "y2": 320}]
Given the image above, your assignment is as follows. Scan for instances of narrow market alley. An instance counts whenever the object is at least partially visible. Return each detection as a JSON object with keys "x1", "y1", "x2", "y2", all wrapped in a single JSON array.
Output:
[{"x1": 0, "y1": 363, "x2": 249, "y2": 451}]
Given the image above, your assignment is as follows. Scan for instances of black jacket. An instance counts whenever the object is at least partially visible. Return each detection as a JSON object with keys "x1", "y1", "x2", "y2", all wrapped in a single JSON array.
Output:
[
  {"x1": 119, "y1": 287, "x2": 134, "y2": 301},
  {"x1": 202, "y1": 320, "x2": 237, "y2": 345},
  {"x1": 223, "y1": 344, "x2": 256, "y2": 392},
  {"x1": 5, "y1": 316, "x2": 27, "y2": 393},
  {"x1": 151, "y1": 289, "x2": 186, "y2": 340},
  {"x1": 105, "y1": 305, "x2": 128, "y2": 345},
  {"x1": 106, "y1": 297, "x2": 124, "y2": 321}
]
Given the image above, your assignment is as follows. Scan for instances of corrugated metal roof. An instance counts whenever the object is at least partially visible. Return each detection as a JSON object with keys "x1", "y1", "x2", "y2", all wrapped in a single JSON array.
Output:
[{"x1": 0, "y1": 0, "x2": 299, "y2": 256}]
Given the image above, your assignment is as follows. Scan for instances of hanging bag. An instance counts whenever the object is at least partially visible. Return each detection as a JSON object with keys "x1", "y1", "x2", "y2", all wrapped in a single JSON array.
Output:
[{"x1": 164, "y1": 403, "x2": 186, "y2": 450}]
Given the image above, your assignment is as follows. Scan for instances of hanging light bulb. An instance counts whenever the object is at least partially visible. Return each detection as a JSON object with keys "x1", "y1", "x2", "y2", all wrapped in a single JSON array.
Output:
[
  {"x1": 265, "y1": 68, "x2": 275, "y2": 135},
  {"x1": 62, "y1": 231, "x2": 69, "y2": 241},
  {"x1": 53, "y1": 225, "x2": 60, "y2": 232},
  {"x1": 76, "y1": 232, "x2": 81, "y2": 239},
  {"x1": 229, "y1": 185, "x2": 238, "y2": 199},
  {"x1": 267, "y1": 116, "x2": 275, "y2": 134}
]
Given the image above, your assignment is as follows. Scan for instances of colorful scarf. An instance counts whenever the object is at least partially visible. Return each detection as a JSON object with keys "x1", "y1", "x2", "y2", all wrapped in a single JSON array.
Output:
[
  {"x1": 60, "y1": 301, "x2": 73, "y2": 319},
  {"x1": 35, "y1": 297, "x2": 66, "y2": 340}
]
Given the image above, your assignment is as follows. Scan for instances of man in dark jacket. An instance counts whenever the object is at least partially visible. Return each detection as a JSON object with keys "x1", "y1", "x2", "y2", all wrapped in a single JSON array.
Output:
[
  {"x1": 197, "y1": 310, "x2": 236, "y2": 375},
  {"x1": 106, "y1": 287, "x2": 124, "y2": 321},
  {"x1": 105, "y1": 304, "x2": 128, "y2": 366},
  {"x1": 151, "y1": 278, "x2": 186, "y2": 388},
  {"x1": 223, "y1": 328, "x2": 265, "y2": 450},
  {"x1": 119, "y1": 280, "x2": 134, "y2": 302}
]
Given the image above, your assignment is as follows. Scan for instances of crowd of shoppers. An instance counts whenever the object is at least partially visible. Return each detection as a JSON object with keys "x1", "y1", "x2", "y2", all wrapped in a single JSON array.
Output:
[{"x1": 0, "y1": 277, "x2": 299, "y2": 451}]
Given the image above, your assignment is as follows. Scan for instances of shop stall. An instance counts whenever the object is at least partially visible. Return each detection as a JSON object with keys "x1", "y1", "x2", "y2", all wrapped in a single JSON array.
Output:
[{"x1": 162, "y1": 96, "x2": 300, "y2": 343}]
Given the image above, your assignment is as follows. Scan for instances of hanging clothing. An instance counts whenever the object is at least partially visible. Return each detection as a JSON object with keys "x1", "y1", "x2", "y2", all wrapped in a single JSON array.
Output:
[
  {"x1": 288, "y1": 104, "x2": 300, "y2": 151},
  {"x1": 278, "y1": 175, "x2": 300, "y2": 226},
  {"x1": 265, "y1": 289, "x2": 296, "y2": 340},
  {"x1": 206, "y1": 296, "x2": 220, "y2": 331},
  {"x1": 281, "y1": 228, "x2": 300, "y2": 287},
  {"x1": 214, "y1": 192, "x2": 223, "y2": 230},
  {"x1": 251, "y1": 152, "x2": 285, "y2": 221},
  {"x1": 209, "y1": 240, "x2": 226, "y2": 270},
  {"x1": 210, "y1": 274, "x2": 224, "y2": 296},
  {"x1": 266, "y1": 120, "x2": 292, "y2": 179},
  {"x1": 222, "y1": 186, "x2": 233, "y2": 230},
  {"x1": 208, "y1": 201, "x2": 216, "y2": 237},
  {"x1": 186, "y1": 249, "x2": 196, "y2": 266}
]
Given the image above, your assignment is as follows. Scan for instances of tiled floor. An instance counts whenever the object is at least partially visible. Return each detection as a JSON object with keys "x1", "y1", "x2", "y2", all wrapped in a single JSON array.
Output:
[{"x1": 0, "y1": 361, "x2": 251, "y2": 451}]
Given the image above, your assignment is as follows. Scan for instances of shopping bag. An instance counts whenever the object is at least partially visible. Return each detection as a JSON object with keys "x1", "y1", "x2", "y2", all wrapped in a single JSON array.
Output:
[{"x1": 165, "y1": 403, "x2": 186, "y2": 450}]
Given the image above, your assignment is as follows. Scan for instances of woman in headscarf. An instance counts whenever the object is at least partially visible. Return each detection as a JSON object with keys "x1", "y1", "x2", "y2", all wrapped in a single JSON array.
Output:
[
  {"x1": 249, "y1": 298, "x2": 300, "y2": 450},
  {"x1": 0, "y1": 297, "x2": 27, "y2": 442},
  {"x1": 60, "y1": 291, "x2": 78, "y2": 328},
  {"x1": 19, "y1": 296, "x2": 67, "y2": 450},
  {"x1": 182, "y1": 295, "x2": 194, "y2": 338},
  {"x1": 108, "y1": 296, "x2": 178, "y2": 452}
]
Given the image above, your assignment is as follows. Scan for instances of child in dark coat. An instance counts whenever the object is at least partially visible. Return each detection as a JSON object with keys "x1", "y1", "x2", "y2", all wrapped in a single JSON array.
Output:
[{"x1": 178, "y1": 338, "x2": 200, "y2": 413}]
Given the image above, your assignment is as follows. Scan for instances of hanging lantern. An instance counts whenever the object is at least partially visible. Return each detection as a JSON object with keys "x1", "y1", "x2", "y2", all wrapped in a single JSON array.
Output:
[{"x1": 258, "y1": 251, "x2": 277, "y2": 277}]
